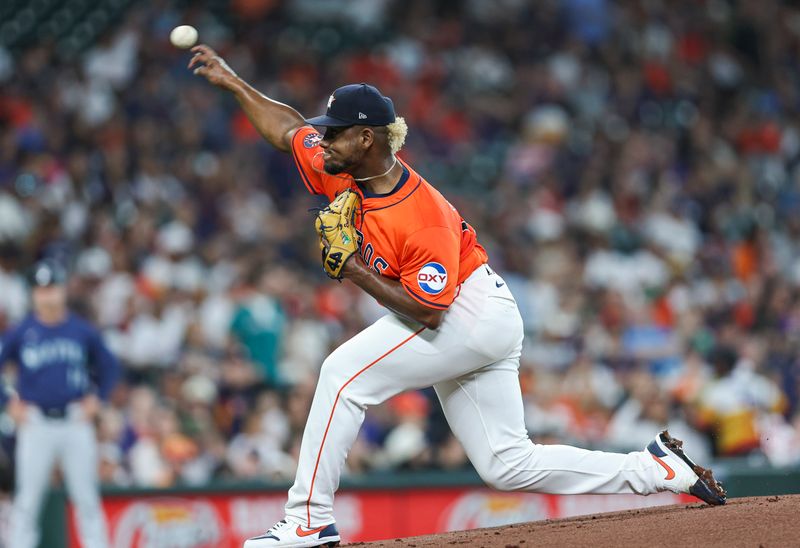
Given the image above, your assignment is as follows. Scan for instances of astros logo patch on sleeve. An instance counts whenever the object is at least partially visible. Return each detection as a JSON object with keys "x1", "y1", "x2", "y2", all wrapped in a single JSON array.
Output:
[
  {"x1": 303, "y1": 132, "x2": 322, "y2": 148},
  {"x1": 417, "y1": 262, "x2": 447, "y2": 295}
]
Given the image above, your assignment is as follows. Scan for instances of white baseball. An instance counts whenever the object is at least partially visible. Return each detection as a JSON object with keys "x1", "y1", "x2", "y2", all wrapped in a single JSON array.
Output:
[{"x1": 170, "y1": 25, "x2": 198, "y2": 49}]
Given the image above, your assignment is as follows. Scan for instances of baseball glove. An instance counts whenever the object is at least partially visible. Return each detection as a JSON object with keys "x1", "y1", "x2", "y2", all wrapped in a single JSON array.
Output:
[{"x1": 314, "y1": 189, "x2": 360, "y2": 279}]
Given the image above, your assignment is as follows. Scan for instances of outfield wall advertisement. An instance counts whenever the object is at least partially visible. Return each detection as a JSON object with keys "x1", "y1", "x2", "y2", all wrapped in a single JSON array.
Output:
[{"x1": 67, "y1": 488, "x2": 693, "y2": 547}]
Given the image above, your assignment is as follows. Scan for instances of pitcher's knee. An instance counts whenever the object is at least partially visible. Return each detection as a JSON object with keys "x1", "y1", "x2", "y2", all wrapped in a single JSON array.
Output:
[
  {"x1": 477, "y1": 463, "x2": 519, "y2": 491},
  {"x1": 318, "y1": 354, "x2": 349, "y2": 386},
  {"x1": 475, "y1": 453, "x2": 531, "y2": 491},
  {"x1": 318, "y1": 355, "x2": 368, "y2": 406},
  {"x1": 476, "y1": 468, "x2": 504, "y2": 491},
  {"x1": 476, "y1": 442, "x2": 540, "y2": 491}
]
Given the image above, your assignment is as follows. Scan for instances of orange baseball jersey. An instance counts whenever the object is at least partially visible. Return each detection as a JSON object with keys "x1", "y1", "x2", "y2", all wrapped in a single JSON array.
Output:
[{"x1": 291, "y1": 126, "x2": 488, "y2": 310}]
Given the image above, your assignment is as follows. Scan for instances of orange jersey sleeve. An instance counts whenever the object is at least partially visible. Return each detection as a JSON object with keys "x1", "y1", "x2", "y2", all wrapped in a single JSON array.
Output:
[
  {"x1": 290, "y1": 126, "x2": 349, "y2": 201},
  {"x1": 399, "y1": 226, "x2": 461, "y2": 310}
]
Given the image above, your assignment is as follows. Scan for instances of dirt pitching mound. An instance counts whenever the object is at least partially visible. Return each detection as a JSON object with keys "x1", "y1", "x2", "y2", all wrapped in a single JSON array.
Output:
[{"x1": 349, "y1": 495, "x2": 797, "y2": 547}]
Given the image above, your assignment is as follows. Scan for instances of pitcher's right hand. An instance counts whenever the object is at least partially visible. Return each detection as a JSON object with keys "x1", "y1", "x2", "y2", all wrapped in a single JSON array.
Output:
[{"x1": 189, "y1": 44, "x2": 239, "y2": 90}]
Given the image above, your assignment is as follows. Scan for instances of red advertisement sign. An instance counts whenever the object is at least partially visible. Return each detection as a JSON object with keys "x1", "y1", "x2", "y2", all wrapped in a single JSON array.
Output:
[{"x1": 68, "y1": 488, "x2": 693, "y2": 547}]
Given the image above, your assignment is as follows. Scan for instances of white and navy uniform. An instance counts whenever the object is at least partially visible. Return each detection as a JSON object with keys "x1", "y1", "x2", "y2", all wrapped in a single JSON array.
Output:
[{"x1": 0, "y1": 312, "x2": 120, "y2": 548}]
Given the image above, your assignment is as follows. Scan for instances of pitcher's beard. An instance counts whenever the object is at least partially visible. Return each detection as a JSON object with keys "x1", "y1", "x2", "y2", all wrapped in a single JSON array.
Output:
[
  {"x1": 322, "y1": 156, "x2": 353, "y2": 175},
  {"x1": 323, "y1": 158, "x2": 350, "y2": 175}
]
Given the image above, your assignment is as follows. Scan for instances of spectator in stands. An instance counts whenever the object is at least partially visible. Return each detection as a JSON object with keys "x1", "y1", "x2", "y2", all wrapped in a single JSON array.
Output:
[
  {"x1": 697, "y1": 345, "x2": 786, "y2": 456},
  {"x1": 230, "y1": 266, "x2": 288, "y2": 387}
]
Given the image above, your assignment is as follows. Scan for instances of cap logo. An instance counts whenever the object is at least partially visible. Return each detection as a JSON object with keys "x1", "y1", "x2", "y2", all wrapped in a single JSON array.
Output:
[
  {"x1": 358, "y1": 112, "x2": 367, "y2": 120},
  {"x1": 327, "y1": 94, "x2": 335, "y2": 109}
]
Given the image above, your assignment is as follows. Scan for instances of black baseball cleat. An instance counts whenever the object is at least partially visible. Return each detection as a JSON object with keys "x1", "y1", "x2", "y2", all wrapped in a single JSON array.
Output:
[{"x1": 646, "y1": 430, "x2": 727, "y2": 506}]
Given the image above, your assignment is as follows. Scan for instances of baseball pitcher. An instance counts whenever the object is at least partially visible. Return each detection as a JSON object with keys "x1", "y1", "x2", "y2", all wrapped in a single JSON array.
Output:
[
  {"x1": 0, "y1": 260, "x2": 120, "y2": 548},
  {"x1": 190, "y1": 45, "x2": 726, "y2": 548}
]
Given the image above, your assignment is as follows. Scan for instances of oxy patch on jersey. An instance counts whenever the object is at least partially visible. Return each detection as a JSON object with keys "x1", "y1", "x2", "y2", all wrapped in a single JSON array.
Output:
[
  {"x1": 417, "y1": 262, "x2": 447, "y2": 295},
  {"x1": 303, "y1": 132, "x2": 322, "y2": 148}
]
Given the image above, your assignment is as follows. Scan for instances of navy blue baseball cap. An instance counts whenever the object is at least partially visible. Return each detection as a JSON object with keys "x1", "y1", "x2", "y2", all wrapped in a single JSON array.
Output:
[
  {"x1": 28, "y1": 259, "x2": 68, "y2": 287},
  {"x1": 305, "y1": 83, "x2": 396, "y2": 127}
]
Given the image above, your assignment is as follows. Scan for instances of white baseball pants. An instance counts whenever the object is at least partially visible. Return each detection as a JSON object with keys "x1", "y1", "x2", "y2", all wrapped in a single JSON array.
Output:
[
  {"x1": 285, "y1": 265, "x2": 668, "y2": 527},
  {"x1": 11, "y1": 404, "x2": 109, "y2": 548}
]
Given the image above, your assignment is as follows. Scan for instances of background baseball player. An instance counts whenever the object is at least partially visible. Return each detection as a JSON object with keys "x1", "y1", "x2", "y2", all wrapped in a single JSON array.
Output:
[
  {"x1": 189, "y1": 45, "x2": 726, "y2": 548},
  {"x1": 0, "y1": 260, "x2": 120, "y2": 548}
]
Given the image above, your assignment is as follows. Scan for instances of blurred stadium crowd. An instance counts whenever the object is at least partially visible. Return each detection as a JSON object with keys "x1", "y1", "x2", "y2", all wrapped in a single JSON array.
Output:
[{"x1": 1, "y1": 0, "x2": 800, "y2": 489}]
